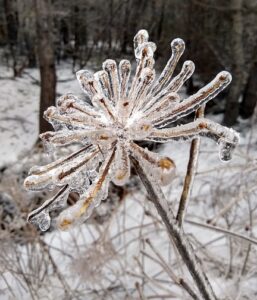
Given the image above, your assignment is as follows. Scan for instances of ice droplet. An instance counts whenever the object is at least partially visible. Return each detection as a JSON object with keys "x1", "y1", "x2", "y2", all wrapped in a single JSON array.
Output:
[
  {"x1": 219, "y1": 141, "x2": 234, "y2": 162},
  {"x1": 30, "y1": 212, "x2": 51, "y2": 232}
]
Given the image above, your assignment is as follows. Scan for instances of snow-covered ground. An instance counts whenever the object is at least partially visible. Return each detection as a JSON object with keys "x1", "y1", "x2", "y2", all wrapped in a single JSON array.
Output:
[{"x1": 0, "y1": 63, "x2": 257, "y2": 299}]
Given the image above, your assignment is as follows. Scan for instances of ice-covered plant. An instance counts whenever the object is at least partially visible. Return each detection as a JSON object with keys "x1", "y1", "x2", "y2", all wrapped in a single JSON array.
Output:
[
  {"x1": 24, "y1": 29, "x2": 240, "y2": 300},
  {"x1": 24, "y1": 29, "x2": 239, "y2": 232}
]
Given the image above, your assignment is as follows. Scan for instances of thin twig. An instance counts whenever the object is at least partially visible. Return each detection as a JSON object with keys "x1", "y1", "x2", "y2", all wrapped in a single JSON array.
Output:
[
  {"x1": 145, "y1": 238, "x2": 200, "y2": 300},
  {"x1": 186, "y1": 219, "x2": 257, "y2": 246},
  {"x1": 132, "y1": 157, "x2": 217, "y2": 300},
  {"x1": 207, "y1": 185, "x2": 257, "y2": 225},
  {"x1": 135, "y1": 282, "x2": 147, "y2": 300},
  {"x1": 176, "y1": 105, "x2": 205, "y2": 227}
]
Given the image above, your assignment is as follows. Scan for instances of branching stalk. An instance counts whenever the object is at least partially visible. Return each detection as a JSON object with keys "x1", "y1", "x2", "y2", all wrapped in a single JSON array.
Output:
[{"x1": 132, "y1": 157, "x2": 218, "y2": 300}]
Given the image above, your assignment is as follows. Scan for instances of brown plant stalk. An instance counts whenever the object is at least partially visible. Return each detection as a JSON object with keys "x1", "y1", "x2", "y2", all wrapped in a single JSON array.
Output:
[{"x1": 132, "y1": 157, "x2": 218, "y2": 300}]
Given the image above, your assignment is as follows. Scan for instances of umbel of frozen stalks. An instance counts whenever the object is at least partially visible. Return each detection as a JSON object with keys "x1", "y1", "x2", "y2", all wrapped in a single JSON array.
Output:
[{"x1": 24, "y1": 29, "x2": 239, "y2": 232}]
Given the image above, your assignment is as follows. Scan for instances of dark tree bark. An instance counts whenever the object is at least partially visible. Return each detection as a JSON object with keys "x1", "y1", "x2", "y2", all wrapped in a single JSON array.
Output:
[
  {"x1": 108, "y1": 0, "x2": 114, "y2": 53},
  {"x1": 223, "y1": 0, "x2": 244, "y2": 126},
  {"x1": 34, "y1": 0, "x2": 56, "y2": 134},
  {"x1": 156, "y1": 0, "x2": 165, "y2": 42},
  {"x1": 240, "y1": 61, "x2": 257, "y2": 118},
  {"x1": 3, "y1": 0, "x2": 19, "y2": 77},
  {"x1": 121, "y1": 0, "x2": 130, "y2": 53}
]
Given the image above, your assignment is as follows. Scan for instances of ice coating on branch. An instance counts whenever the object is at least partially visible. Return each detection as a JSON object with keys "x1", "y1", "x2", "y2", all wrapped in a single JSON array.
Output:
[
  {"x1": 28, "y1": 185, "x2": 70, "y2": 231},
  {"x1": 24, "y1": 29, "x2": 239, "y2": 231}
]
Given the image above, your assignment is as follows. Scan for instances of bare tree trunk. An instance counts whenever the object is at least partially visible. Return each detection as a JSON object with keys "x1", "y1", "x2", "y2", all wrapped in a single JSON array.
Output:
[
  {"x1": 34, "y1": 0, "x2": 56, "y2": 134},
  {"x1": 156, "y1": 0, "x2": 165, "y2": 42},
  {"x1": 240, "y1": 61, "x2": 257, "y2": 118},
  {"x1": 108, "y1": 0, "x2": 114, "y2": 53},
  {"x1": 121, "y1": 0, "x2": 130, "y2": 53},
  {"x1": 3, "y1": 0, "x2": 19, "y2": 77},
  {"x1": 223, "y1": 0, "x2": 244, "y2": 126}
]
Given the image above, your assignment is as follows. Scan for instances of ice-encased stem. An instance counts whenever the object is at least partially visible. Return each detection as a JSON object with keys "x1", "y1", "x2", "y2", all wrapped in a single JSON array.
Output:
[
  {"x1": 154, "y1": 71, "x2": 232, "y2": 127},
  {"x1": 131, "y1": 157, "x2": 218, "y2": 300},
  {"x1": 151, "y1": 38, "x2": 185, "y2": 96},
  {"x1": 176, "y1": 106, "x2": 204, "y2": 227},
  {"x1": 147, "y1": 118, "x2": 239, "y2": 162},
  {"x1": 103, "y1": 59, "x2": 120, "y2": 105}
]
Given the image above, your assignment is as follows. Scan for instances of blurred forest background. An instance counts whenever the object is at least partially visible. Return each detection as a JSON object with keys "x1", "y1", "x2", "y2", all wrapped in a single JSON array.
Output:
[
  {"x1": 1, "y1": 1, "x2": 257, "y2": 300},
  {"x1": 1, "y1": 0, "x2": 257, "y2": 128}
]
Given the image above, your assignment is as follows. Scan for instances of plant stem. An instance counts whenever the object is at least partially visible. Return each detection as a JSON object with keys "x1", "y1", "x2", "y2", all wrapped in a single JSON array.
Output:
[
  {"x1": 132, "y1": 157, "x2": 218, "y2": 300},
  {"x1": 176, "y1": 105, "x2": 205, "y2": 227}
]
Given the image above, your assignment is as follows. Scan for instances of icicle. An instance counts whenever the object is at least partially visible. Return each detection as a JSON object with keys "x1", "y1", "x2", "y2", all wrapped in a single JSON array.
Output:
[
  {"x1": 151, "y1": 38, "x2": 185, "y2": 96},
  {"x1": 103, "y1": 59, "x2": 120, "y2": 105}
]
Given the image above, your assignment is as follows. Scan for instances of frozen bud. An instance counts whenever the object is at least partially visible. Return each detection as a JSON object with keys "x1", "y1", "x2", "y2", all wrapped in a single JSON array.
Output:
[
  {"x1": 135, "y1": 42, "x2": 157, "y2": 60},
  {"x1": 24, "y1": 173, "x2": 53, "y2": 191},
  {"x1": 217, "y1": 71, "x2": 232, "y2": 85},
  {"x1": 183, "y1": 60, "x2": 195, "y2": 76},
  {"x1": 171, "y1": 38, "x2": 185, "y2": 54},
  {"x1": 76, "y1": 69, "x2": 93, "y2": 82},
  {"x1": 157, "y1": 157, "x2": 176, "y2": 186},
  {"x1": 44, "y1": 106, "x2": 58, "y2": 120},
  {"x1": 76, "y1": 70, "x2": 98, "y2": 97},
  {"x1": 95, "y1": 70, "x2": 108, "y2": 82},
  {"x1": 134, "y1": 29, "x2": 149, "y2": 50},
  {"x1": 119, "y1": 59, "x2": 131, "y2": 75},
  {"x1": 103, "y1": 59, "x2": 117, "y2": 72},
  {"x1": 57, "y1": 94, "x2": 76, "y2": 111}
]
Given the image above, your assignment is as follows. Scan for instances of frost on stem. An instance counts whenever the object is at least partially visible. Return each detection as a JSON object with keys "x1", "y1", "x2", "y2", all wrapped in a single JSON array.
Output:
[{"x1": 24, "y1": 29, "x2": 239, "y2": 231}]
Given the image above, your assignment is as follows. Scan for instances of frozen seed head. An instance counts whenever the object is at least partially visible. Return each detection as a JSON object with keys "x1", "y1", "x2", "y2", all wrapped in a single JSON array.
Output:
[
  {"x1": 134, "y1": 29, "x2": 149, "y2": 48},
  {"x1": 24, "y1": 29, "x2": 239, "y2": 231},
  {"x1": 171, "y1": 38, "x2": 185, "y2": 53},
  {"x1": 103, "y1": 59, "x2": 117, "y2": 71},
  {"x1": 217, "y1": 71, "x2": 232, "y2": 84}
]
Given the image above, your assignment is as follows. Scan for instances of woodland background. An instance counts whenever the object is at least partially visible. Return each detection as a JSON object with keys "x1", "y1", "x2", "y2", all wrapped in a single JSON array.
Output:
[
  {"x1": 1, "y1": 0, "x2": 257, "y2": 128},
  {"x1": 0, "y1": 1, "x2": 257, "y2": 300}
]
